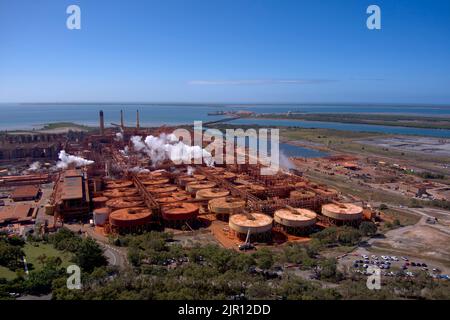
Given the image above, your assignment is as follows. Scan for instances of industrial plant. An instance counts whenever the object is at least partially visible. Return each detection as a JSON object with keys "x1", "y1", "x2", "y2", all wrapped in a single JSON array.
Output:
[{"x1": 0, "y1": 109, "x2": 370, "y2": 249}]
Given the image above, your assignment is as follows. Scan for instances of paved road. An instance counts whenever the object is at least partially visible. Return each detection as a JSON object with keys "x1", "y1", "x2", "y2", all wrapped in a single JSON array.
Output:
[
  {"x1": 98, "y1": 242, "x2": 127, "y2": 267},
  {"x1": 65, "y1": 223, "x2": 128, "y2": 268}
]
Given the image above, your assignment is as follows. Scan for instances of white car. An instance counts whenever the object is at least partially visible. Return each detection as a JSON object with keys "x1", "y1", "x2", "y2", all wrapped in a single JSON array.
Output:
[
  {"x1": 391, "y1": 256, "x2": 399, "y2": 261},
  {"x1": 362, "y1": 255, "x2": 369, "y2": 259},
  {"x1": 371, "y1": 255, "x2": 378, "y2": 260}
]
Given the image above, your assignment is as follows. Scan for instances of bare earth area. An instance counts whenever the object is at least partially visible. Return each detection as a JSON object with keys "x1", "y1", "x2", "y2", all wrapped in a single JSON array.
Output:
[
  {"x1": 354, "y1": 207, "x2": 450, "y2": 273},
  {"x1": 358, "y1": 136, "x2": 450, "y2": 157}
]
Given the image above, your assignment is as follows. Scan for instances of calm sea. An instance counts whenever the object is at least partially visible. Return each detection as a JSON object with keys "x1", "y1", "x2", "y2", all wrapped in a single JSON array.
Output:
[{"x1": 1, "y1": 103, "x2": 450, "y2": 138}]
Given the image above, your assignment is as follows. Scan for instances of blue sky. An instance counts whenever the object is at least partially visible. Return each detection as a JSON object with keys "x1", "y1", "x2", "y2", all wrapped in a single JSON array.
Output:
[{"x1": 0, "y1": 0, "x2": 449, "y2": 104}]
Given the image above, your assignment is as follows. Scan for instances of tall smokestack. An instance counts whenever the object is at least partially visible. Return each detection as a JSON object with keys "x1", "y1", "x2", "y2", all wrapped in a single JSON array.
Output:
[
  {"x1": 99, "y1": 110, "x2": 105, "y2": 135},
  {"x1": 120, "y1": 110, "x2": 124, "y2": 130},
  {"x1": 136, "y1": 110, "x2": 140, "y2": 129}
]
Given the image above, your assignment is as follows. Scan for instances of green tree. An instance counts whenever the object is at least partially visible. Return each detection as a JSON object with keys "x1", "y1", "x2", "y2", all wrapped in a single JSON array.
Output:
[
  {"x1": 359, "y1": 221, "x2": 378, "y2": 236},
  {"x1": 0, "y1": 242, "x2": 24, "y2": 271},
  {"x1": 253, "y1": 248, "x2": 274, "y2": 269},
  {"x1": 72, "y1": 238, "x2": 107, "y2": 272}
]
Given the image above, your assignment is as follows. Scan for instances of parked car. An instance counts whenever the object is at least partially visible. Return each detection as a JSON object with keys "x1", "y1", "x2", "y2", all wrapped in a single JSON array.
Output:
[{"x1": 238, "y1": 243, "x2": 255, "y2": 251}]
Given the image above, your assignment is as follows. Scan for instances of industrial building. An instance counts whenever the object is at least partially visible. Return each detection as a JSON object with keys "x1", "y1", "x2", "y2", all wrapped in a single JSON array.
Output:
[
  {"x1": 10, "y1": 185, "x2": 41, "y2": 202},
  {"x1": 0, "y1": 203, "x2": 35, "y2": 226},
  {"x1": 2, "y1": 109, "x2": 367, "y2": 245},
  {"x1": 52, "y1": 169, "x2": 91, "y2": 222}
]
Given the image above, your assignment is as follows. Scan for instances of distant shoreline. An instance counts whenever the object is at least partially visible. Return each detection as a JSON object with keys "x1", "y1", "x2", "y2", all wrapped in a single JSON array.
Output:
[
  {"x1": 0, "y1": 102, "x2": 449, "y2": 108},
  {"x1": 245, "y1": 113, "x2": 450, "y2": 130}
]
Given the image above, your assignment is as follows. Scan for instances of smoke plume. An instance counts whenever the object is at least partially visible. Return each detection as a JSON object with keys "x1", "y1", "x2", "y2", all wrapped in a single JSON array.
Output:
[
  {"x1": 56, "y1": 150, "x2": 94, "y2": 169},
  {"x1": 129, "y1": 166, "x2": 150, "y2": 174},
  {"x1": 115, "y1": 132, "x2": 124, "y2": 141},
  {"x1": 187, "y1": 166, "x2": 195, "y2": 176},
  {"x1": 279, "y1": 151, "x2": 296, "y2": 170},
  {"x1": 28, "y1": 161, "x2": 41, "y2": 172},
  {"x1": 130, "y1": 133, "x2": 214, "y2": 167}
]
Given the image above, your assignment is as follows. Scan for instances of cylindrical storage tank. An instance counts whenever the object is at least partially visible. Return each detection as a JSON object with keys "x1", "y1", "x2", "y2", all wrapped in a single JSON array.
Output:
[
  {"x1": 162, "y1": 203, "x2": 199, "y2": 221},
  {"x1": 208, "y1": 197, "x2": 246, "y2": 221},
  {"x1": 196, "y1": 188, "x2": 230, "y2": 200},
  {"x1": 106, "y1": 197, "x2": 144, "y2": 209},
  {"x1": 156, "y1": 191, "x2": 190, "y2": 204},
  {"x1": 147, "y1": 185, "x2": 178, "y2": 194},
  {"x1": 186, "y1": 181, "x2": 216, "y2": 194},
  {"x1": 142, "y1": 178, "x2": 170, "y2": 186},
  {"x1": 103, "y1": 188, "x2": 139, "y2": 198},
  {"x1": 315, "y1": 188, "x2": 338, "y2": 198},
  {"x1": 94, "y1": 208, "x2": 111, "y2": 226},
  {"x1": 274, "y1": 208, "x2": 317, "y2": 235},
  {"x1": 321, "y1": 203, "x2": 363, "y2": 224},
  {"x1": 109, "y1": 207, "x2": 152, "y2": 230},
  {"x1": 105, "y1": 180, "x2": 133, "y2": 189},
  {"x1": 216, "y1": 172, "x2": 236, "y2": 181},
  {"x1": 192, "y1": 174, "x2": 206, "y2": 181},
  {"x1": 290, "y1": 190, "x2": 315, "y2": 199},
  {"x1": 92, "y1": 196, "x2": 109, "y2": 209},
  {"x1": 250, "y1": 184, "x2": 265, "y2": 192},
  {"x1": 177, "y1": 176, "x2": 197, "y2": 187},
  {"x1": 229, "y1": 213, "x2": 273, "y2": 241}
]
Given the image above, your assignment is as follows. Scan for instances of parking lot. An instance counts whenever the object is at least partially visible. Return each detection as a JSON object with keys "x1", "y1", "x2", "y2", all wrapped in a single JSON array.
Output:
[{"x1": 339, "y1": 251, "x2": 450, "y2": 280}]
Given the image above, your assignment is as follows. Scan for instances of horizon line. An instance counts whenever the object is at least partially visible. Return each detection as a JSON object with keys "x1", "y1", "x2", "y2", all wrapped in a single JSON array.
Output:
[{"x1": 1, "y1": 102, "x2": 449, "y2": 107}]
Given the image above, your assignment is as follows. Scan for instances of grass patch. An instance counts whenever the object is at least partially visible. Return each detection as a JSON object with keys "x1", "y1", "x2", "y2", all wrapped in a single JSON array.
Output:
[
  {"x1": 381, "y1": 209, "x2": 421, "y2": 227},
  {"x1": 41, "y1": 122, "x2": 93, "y2": 131},
  {"x1": 304, "y1": 170, "x2": 411, "y2": 206},
  {"x1": 23, "y1": 243, "x2": 73, "y2": 272},
  {"x1": 0, "y1": 266, "x2": 17, "y2": 281}
]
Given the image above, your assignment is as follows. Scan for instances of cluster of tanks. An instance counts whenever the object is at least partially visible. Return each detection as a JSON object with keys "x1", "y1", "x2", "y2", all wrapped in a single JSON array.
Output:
[
  {"x1": 88, "y1": 162, "x2": 363, "y2": 241},
  {"x1": 53, "y1": 111, "x2": 365, "y2": 242}
]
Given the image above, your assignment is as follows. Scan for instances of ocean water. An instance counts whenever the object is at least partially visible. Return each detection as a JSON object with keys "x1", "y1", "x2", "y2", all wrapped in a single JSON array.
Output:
[
  {"x1": 1, "y1": 103, "x2": 449, "y2": 138},
  {"x1": 0, "y1": 104, "x2": 226, "y2": 130}
]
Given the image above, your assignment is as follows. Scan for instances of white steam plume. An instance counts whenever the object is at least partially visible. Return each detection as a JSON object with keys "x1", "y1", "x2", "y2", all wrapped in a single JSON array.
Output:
[
  {"x1": 187, "y1": 166, "x2": 195, "y2": 176},
  {"x1": 129, "y1": 166, "x2": 150, "y2": 174},
  {"x1": 130, "y1": 133, "x2": 214, "y2": 167},
  {"x1": 279, "y1": 151, "x2": 295, "y2": 170},
  {"x1": 120, "y1": 146, "x2": 129, "y2": 157},
  {"x1": 115, "y1": 132, "x2": 124, "y2": 141},
  {"x1": 28, "y1": 161, "x2": 41, "y2": 171},
  {"x1": 56, "y1": 150, "x2": 94, "y2": 169}
]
